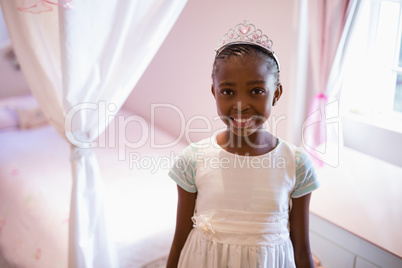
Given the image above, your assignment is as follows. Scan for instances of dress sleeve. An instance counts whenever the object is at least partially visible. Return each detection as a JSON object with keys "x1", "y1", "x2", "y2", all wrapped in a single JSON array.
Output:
[
  {"x1": 168, "y1": 146, "x2": 197, "y2": 193},
  {"x1": 291, "y1": 148, "x2": 320, "y2": 198}
]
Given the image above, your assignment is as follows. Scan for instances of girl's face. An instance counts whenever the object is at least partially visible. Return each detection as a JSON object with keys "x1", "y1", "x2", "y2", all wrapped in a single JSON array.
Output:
[{"x1": 212, "y1": 55, "x2": 282, "y2": 137}]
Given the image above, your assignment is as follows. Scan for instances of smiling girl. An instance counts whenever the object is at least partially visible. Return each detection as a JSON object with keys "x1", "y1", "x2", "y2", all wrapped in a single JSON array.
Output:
[{"x1": 167, "y1": 20, "x2": 319, "y2": 268}]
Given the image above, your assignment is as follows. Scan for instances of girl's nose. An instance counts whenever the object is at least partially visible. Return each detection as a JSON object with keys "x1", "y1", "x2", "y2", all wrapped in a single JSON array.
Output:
[{"x1": 233, "y1": 101, "x2": 250, "y2": 112}]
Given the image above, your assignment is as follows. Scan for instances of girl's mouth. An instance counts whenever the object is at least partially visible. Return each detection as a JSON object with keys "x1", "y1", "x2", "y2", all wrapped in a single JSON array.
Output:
[
  {"x1": 233, "y1": 118, "x2": 252, "y2": 123},
  {"x1": 229, "y1": 116, "x2": 255, "y2": 128}
]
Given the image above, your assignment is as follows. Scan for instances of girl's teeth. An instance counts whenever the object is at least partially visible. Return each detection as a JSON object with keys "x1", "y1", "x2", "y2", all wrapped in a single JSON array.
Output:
[{"x1": 233, "y1": 118, "x2": 252, "y2": 123}]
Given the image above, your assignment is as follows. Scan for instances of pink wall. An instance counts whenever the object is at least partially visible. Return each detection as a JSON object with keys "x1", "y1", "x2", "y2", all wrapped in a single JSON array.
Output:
[
  {"x1": 0, "y1": 0, "x2": 301, "y2": 143},
  {"x1": 0, "y1": 6, "x2": 31, "y2": 98},
  {"x1": 0, "y1": 46, "x2": 31, "y2": 98},
  {"x1": 122, "y1": 0, "x2": 301, "y2": 145},
  {"x1": 0, "y1": 6, "x2": 8, "y2": 43}
]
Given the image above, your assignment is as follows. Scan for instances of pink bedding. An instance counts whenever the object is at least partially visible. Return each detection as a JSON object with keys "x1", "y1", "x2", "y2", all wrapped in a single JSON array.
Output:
[{"x1": 0, "y1": 109, "x2": 185, "y2": 268}]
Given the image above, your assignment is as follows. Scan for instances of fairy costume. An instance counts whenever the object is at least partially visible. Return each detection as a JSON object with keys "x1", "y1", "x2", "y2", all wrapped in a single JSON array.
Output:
[{"x1": 169, "y1": 135, "x2": 319, "y2": 267}]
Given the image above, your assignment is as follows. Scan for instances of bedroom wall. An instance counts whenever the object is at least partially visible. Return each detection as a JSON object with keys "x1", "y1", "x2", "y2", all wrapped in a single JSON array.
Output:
[
  {"x1": 122, "y1": 0, "x2": 301, "y2": 146},
  {"x1": 0, "y1": 6, "x2": 8, "y2": 44},
  {"x1": 0, "y1": 6, "x2": 31, "y2": 98},
  {"x1": 0, "y1": 1, "x2": 301, "y2": 142}
]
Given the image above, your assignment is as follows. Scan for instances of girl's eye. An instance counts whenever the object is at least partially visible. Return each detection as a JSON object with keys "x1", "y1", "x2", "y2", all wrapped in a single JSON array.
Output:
[
  {"x1": 221, "y1": 89, "x2": 234, "y2": 95},
  {"x1": 251, "y1": 88, "x2": 265, "y2": 95}
]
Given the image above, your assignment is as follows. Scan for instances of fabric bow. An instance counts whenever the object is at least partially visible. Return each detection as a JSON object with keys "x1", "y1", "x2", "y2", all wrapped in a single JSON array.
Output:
[{"x1": 192, "y1": 215, "x2": 215, "y2": 238}]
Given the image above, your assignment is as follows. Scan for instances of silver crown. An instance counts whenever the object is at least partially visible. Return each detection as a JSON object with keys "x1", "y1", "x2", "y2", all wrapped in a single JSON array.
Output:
[{"x1": 216, "y1": 20, "x2": 280, "y2": 71}]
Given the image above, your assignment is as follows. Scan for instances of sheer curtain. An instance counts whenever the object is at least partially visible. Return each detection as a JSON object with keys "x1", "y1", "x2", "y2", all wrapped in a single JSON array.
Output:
[
  {"x1": 301, "y1": 0, "x2": 360, "y2": 167},
  {"x1": 0, "y1": 0, "x2": 187, "y2": 267}
]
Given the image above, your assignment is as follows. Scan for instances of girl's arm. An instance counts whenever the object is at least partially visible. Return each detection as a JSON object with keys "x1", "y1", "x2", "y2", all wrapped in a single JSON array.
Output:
[
  {"x1": 289, "y1": 193, "x2": 314, "y2": 268},
  {"x1": 166, "y1": 185, "x2": 197, "y2": 268}
]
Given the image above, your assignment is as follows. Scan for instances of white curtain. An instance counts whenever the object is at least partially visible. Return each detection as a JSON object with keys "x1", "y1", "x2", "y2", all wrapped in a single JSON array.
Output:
[
  {"x1": 0, "y1": 0, "x2": 187, "y2": 267},
  {"x1": 299, "y1": 0, "x2": 360, "y2": 167}
]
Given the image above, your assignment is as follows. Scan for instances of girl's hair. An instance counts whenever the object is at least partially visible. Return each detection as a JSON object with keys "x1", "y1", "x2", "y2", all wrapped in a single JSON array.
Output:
[{"x1": 212, "y1": 44, "x2": 280, "y2": 83}]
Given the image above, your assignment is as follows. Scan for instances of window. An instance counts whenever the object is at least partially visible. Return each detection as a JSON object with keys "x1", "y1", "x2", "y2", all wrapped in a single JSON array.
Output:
[
  {"x1": 394, "y1": 31, "x2": 402, "y2": 112},
  {"x1": 341, "y1": 0, "x2": 402, "y2": 167},
  {"x1": 342, "y1": 0, "x2": 402, "y2": 120}
]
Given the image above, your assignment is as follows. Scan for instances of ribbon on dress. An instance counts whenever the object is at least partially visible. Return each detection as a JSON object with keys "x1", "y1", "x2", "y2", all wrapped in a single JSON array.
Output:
[{"x1": 192, "y1": 214, "x2": 215, "y2": 239}]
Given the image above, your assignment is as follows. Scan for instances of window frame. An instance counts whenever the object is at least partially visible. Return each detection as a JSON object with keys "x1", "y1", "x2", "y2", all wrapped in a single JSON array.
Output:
[{"x1": 341, "y1": 0, "x2": 402, "y2": 167}]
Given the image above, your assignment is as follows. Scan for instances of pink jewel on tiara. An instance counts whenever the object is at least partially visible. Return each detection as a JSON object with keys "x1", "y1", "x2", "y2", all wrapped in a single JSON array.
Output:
[
  {"x1": 215, "y1": 19, "x2": 280, "y2": 72},
  {"x1": 239, "y1": 25, "x2": 250, "y2": 34}
]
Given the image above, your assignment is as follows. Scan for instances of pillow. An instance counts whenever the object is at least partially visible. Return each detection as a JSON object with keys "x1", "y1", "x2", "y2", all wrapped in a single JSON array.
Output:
[
  {"x1": 16, "y1": 107, "x2": 48, "y2": 129},
  {"x1": 0, "y1": 107, "x2": 18, "y2": 129},
  {"x1": 0, "y1": 94, "x2": 38, "y2": 109},
  {"x1": 0, "y1": 94, "x2": 48, "y2": 130}
]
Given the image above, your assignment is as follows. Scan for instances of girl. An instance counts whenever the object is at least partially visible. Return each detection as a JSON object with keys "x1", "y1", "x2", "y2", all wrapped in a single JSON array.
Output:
[{"x1": 167, "y1": 20, "x2": 319, "y2": 268}]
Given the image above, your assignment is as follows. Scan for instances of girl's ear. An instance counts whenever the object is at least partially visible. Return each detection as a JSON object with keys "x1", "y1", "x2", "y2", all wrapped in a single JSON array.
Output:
[
  {"x1": 272, "y1": 83, "x2": 283, "y2": 106},
  {"x1": 211, "y1": 84, "x2": 216, "y2": 98}
]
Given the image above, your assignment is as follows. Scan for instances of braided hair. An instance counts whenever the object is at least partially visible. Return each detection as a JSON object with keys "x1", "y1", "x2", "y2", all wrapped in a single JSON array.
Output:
[{"x1": 212, "y1": 44, "x2": 280, "y2": 84}]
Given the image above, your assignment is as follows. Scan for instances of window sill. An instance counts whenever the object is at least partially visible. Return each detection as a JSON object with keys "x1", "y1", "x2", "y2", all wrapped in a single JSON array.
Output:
[
  {"x1": 310, "y1": 145, "x2": 402, "y2": 258},
  {"x1": 343, "y1": 111, "x2": 402, "y2": 134},
  {"x1": 342, "y1": 113, "x2": 402, "y2": 167}
]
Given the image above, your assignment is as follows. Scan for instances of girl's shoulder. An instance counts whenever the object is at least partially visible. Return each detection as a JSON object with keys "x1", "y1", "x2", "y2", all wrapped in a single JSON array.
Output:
[
  {"x1": 178, "y1": 136, "x2": 217, "y2": 157},
  {"x1": 276, "y1": 139, "x2": 313, "y2": 168},
  {"x1": 276, "y1": 140, "x2": 320, "y2": 198}
]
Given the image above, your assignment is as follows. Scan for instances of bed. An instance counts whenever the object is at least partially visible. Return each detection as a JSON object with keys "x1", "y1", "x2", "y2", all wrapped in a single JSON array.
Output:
[{"x1": 0, "y1": 94, "x2": 185, "y2": 268}]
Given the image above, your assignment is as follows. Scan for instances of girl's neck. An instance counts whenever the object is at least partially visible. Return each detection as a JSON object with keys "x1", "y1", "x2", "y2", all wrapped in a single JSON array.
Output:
[{"x1": 216, "y1": 129, "x2": 278, "y2": 156}]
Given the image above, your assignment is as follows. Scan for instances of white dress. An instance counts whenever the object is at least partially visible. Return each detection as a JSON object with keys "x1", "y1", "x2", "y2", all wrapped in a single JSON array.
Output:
[{"x1": 169, "y1": 135, "x2": 319, "y2": 268}]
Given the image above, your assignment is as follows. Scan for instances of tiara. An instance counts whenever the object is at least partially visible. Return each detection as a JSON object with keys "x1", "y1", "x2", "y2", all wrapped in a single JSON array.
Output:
[{"x1": 215, "y1": 20, "x2": 280, "y2": 71}]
